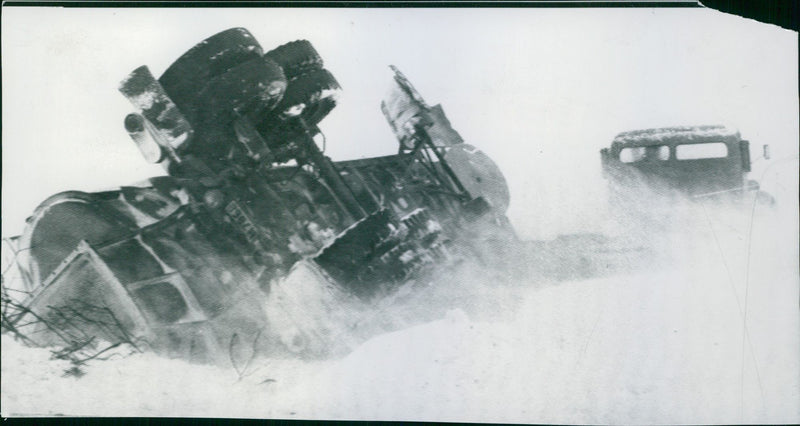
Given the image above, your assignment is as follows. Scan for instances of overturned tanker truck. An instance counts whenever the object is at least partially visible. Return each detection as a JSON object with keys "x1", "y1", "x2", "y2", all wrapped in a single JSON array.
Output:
[{"x1": 4, "y1": 28, "x2": 516, "y2": 364}]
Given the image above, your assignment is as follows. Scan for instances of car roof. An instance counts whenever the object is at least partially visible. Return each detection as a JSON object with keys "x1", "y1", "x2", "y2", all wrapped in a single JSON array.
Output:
[{"x1": 612, "y1": 125, "x2": 740, "y2": 147}]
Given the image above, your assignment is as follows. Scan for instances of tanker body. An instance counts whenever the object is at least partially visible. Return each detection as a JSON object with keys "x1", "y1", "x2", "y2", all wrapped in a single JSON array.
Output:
[{"x1": 3, "y1": 28, "x2": 515, "y2": 363}]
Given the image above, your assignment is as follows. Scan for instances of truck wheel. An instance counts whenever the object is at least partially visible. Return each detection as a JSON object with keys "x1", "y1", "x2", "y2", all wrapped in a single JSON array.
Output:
[
  {"x1": 196, "y1": 56, "x2": 287, "y2": 124},
  {"x1": 273, "y1": 68, "x2": 341, "y2": 126},
  {"x1": 264, "y1": 40, "x2": 324, "y2": 80},
  {"x1": 159, "y1": 28, "x2": 263, "y2": 114}
]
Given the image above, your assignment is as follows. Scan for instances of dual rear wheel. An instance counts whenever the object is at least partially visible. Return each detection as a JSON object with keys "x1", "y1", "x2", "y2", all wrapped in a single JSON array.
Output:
[{"x1": 158, "y1": 28, "x2": 339, "y2": 128}]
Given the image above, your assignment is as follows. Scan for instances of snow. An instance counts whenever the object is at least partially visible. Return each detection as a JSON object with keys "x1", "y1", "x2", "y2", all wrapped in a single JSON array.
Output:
[
  {"x1": 3, "y1": 198, "x2": 798, "y2": 423},
  {"x1": 613, "y1": 125, "x2": 740, "y2": 145}
]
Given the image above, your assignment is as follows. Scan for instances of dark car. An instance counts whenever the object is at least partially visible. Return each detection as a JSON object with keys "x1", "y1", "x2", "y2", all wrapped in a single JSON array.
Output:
[{"x1": 601, "y1": 125, "x2": 760, "y2": 199}]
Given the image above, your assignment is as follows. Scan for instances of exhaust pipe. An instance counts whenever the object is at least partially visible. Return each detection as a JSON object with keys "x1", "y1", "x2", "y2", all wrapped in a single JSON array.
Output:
[{"x1": 124, "y1": 113, "x2": 164, "y2": 164}]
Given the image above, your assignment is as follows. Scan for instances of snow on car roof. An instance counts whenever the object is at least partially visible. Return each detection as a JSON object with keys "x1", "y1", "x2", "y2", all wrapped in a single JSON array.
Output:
[{"x1": 613, "y1": 125, "x2": 740, "y2": 146}]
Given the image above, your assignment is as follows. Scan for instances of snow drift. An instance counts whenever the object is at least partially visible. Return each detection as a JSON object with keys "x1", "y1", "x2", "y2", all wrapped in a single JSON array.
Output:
[{"x1": 2, "y1": 186, "x2": 798, "y2": 423}]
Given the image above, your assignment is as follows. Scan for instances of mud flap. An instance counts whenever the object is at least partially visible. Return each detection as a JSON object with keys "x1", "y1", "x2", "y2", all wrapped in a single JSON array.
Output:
[{"x1": 264, "y1": 260, "x2": 365, "y2": 357}]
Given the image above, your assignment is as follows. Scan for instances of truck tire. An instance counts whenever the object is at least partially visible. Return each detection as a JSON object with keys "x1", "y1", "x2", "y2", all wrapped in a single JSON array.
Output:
[
  {"x1": 159, "y1": 28, "x2": 263, "y2": 114},
  {"x1": 273, "y1": 68, "x2": 341, "y2": 126},
  {"x1": 264, "y1": 40, "x2": 324, "y2": 81},
  {"x1": 196, "y1": 56, "x2": 287, "y2": 124}
]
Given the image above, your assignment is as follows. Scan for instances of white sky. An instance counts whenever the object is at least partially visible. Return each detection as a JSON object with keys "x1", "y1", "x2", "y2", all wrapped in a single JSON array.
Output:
[{"x1": 2, "y1": 7, "x2": 798, "y2": 238}]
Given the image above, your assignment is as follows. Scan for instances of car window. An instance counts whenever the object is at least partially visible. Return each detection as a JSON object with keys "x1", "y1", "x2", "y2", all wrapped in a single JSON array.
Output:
[
  {"x1": 620, "y1": 146, "x2": 669, "y2": 163},
  {"x1": 675, "y1": 142, "x2": 728, "y2": 160}
]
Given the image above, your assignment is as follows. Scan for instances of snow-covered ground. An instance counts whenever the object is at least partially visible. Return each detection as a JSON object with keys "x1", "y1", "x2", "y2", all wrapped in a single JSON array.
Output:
[{"x1": 3, "y1": 192, "x2": 797, "y2": 423}]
